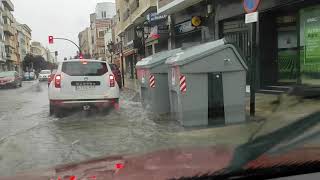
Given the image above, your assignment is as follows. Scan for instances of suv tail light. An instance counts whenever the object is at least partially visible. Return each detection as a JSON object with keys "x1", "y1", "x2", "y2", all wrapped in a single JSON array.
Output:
[
  {"x1": 109, "y1": 74, "x2": 115, "y2": 87},
  {"x1": 55, "y1": 74, "x2": 61, "y2": 88}
]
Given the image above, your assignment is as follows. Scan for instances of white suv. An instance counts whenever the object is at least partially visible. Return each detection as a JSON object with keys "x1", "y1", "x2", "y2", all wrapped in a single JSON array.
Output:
[{"x1": 48, "y1": 59, "x2": 120, "y2": 115}]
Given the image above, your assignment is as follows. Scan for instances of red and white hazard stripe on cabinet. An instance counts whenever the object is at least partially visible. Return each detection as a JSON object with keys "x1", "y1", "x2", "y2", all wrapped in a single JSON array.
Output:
[
  {"x1": 149, "y1": 75, "x2": 155, "y2": 88},
  {"x1": 180, "y1": 75, "x2": 187, "y2": 93}
]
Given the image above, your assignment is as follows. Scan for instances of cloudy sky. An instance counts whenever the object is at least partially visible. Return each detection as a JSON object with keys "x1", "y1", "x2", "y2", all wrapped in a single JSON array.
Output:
[{"x1": 13, "y1": 0, "x2": 114, "y2": 61}]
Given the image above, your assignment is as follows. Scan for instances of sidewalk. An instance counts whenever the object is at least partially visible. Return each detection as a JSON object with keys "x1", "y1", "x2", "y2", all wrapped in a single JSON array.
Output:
[{"x1": 123, "y1": 77, "x2": 139, "y2": 92}]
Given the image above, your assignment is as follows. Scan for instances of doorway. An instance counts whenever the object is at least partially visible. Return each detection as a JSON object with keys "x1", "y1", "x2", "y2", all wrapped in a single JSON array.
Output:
[
  {"x1": 276, "y1": 15, "x2": 298, "y2": 84},
  {"x1": 208, "y1": 73, "x2": 225, "y2": 125}
]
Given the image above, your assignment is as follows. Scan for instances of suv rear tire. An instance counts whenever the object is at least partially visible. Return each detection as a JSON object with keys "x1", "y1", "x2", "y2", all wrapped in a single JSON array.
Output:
[{"x1": 49, "y1": 103, "x2": 54, "y2": 115}]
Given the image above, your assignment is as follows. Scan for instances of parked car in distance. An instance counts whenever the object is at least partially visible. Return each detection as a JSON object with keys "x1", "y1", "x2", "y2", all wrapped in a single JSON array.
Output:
[
  {"x1": 48, "y1": 69, "x2": 57, "y2": 87},
  {"x1": 23, "y1": 71, "x2": 36, "y2": 81},
  {"x1": 39, "y1": 70, "x2": 51, "y2": 81},
  {"x1": 109, "y1": 63, "x2": 122, "y2": 89},
  {"x1": 48, "y1": 59, "x2": 120, "y2": 116},
  {"x1": 0, "y1": 71, "x2": 22, "y2": 88}
]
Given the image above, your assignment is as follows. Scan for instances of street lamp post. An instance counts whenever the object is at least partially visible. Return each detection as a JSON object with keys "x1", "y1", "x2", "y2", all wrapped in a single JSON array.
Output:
[{"x1": 120, "y1": 36, "x2": 125, "y2": 87}]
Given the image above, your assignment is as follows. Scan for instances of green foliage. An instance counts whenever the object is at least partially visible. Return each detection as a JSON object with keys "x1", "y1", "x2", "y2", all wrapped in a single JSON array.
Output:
[{"x1": 22, "y1": 53, "x2": 57, "y2": 72}]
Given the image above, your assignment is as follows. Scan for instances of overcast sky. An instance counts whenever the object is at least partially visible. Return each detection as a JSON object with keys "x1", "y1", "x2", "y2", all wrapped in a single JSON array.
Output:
[{"x1": 13, "y1": 0, "x2": 115, "y2": 61}]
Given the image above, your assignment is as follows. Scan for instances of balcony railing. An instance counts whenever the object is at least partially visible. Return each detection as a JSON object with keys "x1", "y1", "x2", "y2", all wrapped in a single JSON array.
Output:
[
  {"x1": 129, "y1": 0, "x2": 139, "y2": 14},
  {"x1": 122, "y1": 9, "x2": 130, "y2": 21},
  {"x1": 3, "y1": 10, "x2": 14, "y2": 22},
  {"x1": 2, "y1": 0, "x2": 14, "y2": 11},
  {"x1": 4, "y1": 39, "x2": 14, "y2": 48},
  {"x1": 3, "y1": 24, "x2": 15, "y2": 36}
]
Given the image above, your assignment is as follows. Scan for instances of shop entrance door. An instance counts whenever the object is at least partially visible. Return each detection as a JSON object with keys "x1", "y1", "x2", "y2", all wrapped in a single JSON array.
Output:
[{"x1": 276, "y1": 24, "x2": 298, "y2": 84}]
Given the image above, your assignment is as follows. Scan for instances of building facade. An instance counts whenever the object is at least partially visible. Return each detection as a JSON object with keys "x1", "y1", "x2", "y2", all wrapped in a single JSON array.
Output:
[
  {"x1": 0, "y1": 1, "x2": 6, "y2": 72},
  {"x1": 86, "y1": 2, "x2": 115, "y2": 60},
  {"x1": 156, "y1": 0, "x2": 320, "y2": 90},
  {"x1": 2, "y1": 0, "x2": 17, "y2": 71},
  {"x1": 17, "y1": 23, "x2": 32, "y2": 64},
  {"x1": 31, "y1": 41, "x2": 47, "y2": 60},
  {"x1": 78, "y1": 27, "x2": 91, "y2": 58},
  {"x1": 115, "y1": 0, "x2": 157, "y2": 79}
]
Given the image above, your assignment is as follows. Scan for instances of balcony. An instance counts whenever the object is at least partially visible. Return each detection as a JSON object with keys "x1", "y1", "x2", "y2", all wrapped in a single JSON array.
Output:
[
  {"x1": 5, "y1": 39, "x2": 14, "y2": 48},
  {"x1": 129, "y1": 0, "x2": 139, "y2": 14},
  {"x1": 2, "y1": 0, "x2": 14, "y2": 11},
  {"x1": 3, "y1": 10, "x2": 14, "y2": 22},
  {"x1": 3, "y1": 24, "x2": 15, "y2": 36}
]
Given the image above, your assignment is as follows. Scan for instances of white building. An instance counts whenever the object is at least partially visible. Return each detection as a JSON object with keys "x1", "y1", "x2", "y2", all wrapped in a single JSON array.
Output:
[
  {"x1": 17, "y1": 23, "x2": 32, "y2": 63},
  {"x1": 31, "y1": 41, "x2": 47, "y2": 61},
  {"x1": 0, "y1": 1, "x2": 6, "y2": 71},
  {"x1": 95, "y1": 2, "x2": 116, "y2": 20},
  {"x1": 104, "y1": 28, "x2": 112, "y2": 62}
]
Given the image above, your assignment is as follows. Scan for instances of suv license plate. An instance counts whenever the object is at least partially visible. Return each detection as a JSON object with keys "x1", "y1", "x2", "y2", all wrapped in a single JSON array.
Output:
[{"x1": 75, "y1": 86, "x2": 95, "y2": 91}]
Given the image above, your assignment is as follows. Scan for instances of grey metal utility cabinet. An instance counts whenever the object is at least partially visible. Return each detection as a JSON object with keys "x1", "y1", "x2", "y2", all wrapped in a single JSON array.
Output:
[
  {"x1": 136, "y1": 49, "x2": 182, "y2": 114},
  {"x1": 166, "y1": 39, "x2": 248, "y2": 127}
]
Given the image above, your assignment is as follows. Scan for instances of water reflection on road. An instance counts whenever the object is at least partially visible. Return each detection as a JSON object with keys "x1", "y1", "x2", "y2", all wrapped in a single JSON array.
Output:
[{"x1": 0, "y1": 81, "x2": 185, "y2": 176}]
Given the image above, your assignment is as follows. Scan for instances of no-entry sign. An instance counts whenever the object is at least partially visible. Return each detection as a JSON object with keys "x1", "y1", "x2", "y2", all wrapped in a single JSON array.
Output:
[{"x1": 243, "y1": 0, "x2": 261, "y2": 13}]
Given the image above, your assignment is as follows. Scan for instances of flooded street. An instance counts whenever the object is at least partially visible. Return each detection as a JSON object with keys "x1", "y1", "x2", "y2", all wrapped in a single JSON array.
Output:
[
  {"x1": 0, "y1": 81, "x2": 187, "y2": 176},
  {"x1": 2, "y1": 81, "x2": 318, "y2": 177}
]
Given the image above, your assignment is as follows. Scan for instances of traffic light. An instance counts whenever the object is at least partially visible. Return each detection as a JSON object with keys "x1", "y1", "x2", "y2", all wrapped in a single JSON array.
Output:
[
  {"x1": 48, "y1": 36, "x2": 54, "y2": 44},
  {"x1": 55, "y1": 51, "x2": 58, "y2": 56}
]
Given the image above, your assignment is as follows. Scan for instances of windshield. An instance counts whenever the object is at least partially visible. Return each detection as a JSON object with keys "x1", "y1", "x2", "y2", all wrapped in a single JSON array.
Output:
[
  {"x1": 0, "y1": 71, "x2": 14, "y2": 77},
  {"x1": 2, "y1": 0, "x2": 320, "y2": 179},
  {"x1": 40, "y1": 70, "x2": 51, "y2": 74}
]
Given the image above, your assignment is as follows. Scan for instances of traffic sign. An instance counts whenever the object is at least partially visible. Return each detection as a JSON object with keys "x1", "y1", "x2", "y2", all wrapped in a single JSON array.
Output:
[
  {"x1": 245, "y1": 12, "x2": 259, "y2": 24},
  {"x1": 243, "y1": 0, "x2": 260, "y2": 13}
]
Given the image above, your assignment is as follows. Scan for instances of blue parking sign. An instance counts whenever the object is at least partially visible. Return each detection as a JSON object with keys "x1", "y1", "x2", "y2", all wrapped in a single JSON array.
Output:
[{"x1": 243, "y1": 0, "x2": 260, "y2": 13}]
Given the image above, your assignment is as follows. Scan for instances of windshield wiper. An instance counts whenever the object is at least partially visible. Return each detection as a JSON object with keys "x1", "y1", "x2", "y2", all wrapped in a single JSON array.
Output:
[
  {"x1": 173, "y1": 111, "x2": 320, "y2": 180},
  {"x1": 226, "y1": 111, "x2": 320, "y2": 171},
  {"x1": 173, "y1": 160, "x2": 320, "y2": 180}
]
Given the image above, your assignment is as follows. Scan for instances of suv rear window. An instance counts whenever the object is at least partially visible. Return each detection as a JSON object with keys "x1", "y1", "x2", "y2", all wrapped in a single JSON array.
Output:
[{"x1": 62, "y1": 62, "x2": 108, "y2": 76}]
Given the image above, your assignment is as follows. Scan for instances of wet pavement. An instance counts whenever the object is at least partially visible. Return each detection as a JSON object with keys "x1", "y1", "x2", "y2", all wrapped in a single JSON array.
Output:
[
  {"x1": 0, "y1": 81, "x2": 186, "y2": 176},
  {"x1": 1, "y1": 80, "x2": 320, "y2": 176}
]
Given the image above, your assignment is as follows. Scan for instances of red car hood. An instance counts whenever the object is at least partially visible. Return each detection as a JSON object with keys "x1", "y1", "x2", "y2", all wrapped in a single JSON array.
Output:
[
  {"x1": 0, "y1": 145, "x2": 234, "y2": 180},
  {"x1": 2, "y1": 146, "x2": 320, "y2": 180}
]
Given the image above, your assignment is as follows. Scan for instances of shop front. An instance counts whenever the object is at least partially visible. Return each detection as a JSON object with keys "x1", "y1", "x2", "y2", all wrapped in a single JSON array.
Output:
[
  {"x1": 145, "y1": 12, "x2": 169, "y2": 57},
  {"x1": 172, "y1": 1, "x2": 214, "y2": 48},
  {"x1": 215, "y1": 0, "x2": 320, "y2": 89},
  {"x1": 123, "y1": 40, "x2": 138, "y2": 79}
]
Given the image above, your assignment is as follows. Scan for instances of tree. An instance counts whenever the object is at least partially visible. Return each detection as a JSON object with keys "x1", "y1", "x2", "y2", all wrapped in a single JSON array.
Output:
[
  {"x1": 22, "y1": 54, "x2": 34, "y2": 71},
  {"x1": 22, "y1": 54, "x2": 55, "y2": 72}
]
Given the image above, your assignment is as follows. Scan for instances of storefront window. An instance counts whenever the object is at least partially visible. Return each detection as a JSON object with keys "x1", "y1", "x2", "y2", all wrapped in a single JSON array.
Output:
[{"x1": 300, "y1": 5, "x2": 320, "y2": 85}]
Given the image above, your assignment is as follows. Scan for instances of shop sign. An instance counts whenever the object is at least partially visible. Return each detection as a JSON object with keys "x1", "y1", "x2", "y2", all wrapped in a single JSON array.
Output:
[
  {"x1": 123, "y1": 40, "x2": 135, "y2": 52},
  {"x1": 175, "y1": 20, "x2": 195, "y2": 34},
  {"x1": 243, "y1": 0, "x2": 261, "y2": 13},
  {"x1": 146, "y1": 12, "x2": 167, "y2": 23},
  {"x1": 305, "y1": 16, "x2": 320, "y2": 65}
]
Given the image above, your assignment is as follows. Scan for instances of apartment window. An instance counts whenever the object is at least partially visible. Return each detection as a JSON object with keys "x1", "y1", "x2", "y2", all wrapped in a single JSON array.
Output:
[
  {"x1": 98, "y1": 30, "x2": 105, "y2": 38},
  {"x1": 102, "y1": 11, "x2": 107, "y2": 18},
  {"x1": 117, "y1": 10, "x2": 120, "y2": 22},
  {"x1": 3, "y1": 18, "x2": 7, "y2": 24}
]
